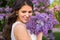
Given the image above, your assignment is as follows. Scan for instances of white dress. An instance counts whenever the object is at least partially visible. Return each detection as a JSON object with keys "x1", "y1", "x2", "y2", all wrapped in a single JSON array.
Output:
[{"x1": 11, "y1": 21, "x2": 37, "y2": 40}]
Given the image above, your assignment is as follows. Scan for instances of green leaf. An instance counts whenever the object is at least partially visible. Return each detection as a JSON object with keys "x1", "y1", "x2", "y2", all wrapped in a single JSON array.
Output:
[{"x1": 39, "y1": 2, "x2": 44, "y2": 6}]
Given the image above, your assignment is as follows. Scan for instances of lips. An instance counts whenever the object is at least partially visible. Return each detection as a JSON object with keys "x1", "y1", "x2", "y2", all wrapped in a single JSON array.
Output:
[
  {"x1": 25, "y1": 18, "x2": 29, "y2": 21},
  {"x1": 25, "y1": 19, "x2": 29, "y2": 21}
]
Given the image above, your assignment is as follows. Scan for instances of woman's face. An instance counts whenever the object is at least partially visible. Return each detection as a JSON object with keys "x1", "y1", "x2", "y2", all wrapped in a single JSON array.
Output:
[{"x1": 17, "y1": 5, "x2": 33, "y2": 23}]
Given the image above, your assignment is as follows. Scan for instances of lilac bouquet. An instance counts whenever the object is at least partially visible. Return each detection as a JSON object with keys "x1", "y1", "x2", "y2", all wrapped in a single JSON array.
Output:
[
  {"x1": 26, "y1": 12, "x2": 59, "y2": 36},
  {"x1": 26, "y1": 13, "x2": 48, "y2": 35}
]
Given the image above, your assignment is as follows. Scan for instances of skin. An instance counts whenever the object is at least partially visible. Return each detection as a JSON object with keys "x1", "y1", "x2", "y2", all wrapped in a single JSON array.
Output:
[
  {"x1": 14, "y1": 4, "x2": 43, "y2": 40},
  {"x1": 37, "y1": 32, "x2": 43, "y2": 40}
]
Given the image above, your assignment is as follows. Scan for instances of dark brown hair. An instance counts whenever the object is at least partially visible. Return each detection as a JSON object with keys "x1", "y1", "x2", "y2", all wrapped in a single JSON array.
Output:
[{"x1": 3, "y1": 0, "x2": 33, "y2": 40}]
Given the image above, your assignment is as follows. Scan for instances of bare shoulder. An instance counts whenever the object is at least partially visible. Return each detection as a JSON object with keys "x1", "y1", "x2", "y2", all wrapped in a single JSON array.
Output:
[
  {"x1": 13, "y1": 23, "x2": 31, "y2": 40},
  {"x1": 14, "y1": 23, "x2": 27, "y2": 32}
]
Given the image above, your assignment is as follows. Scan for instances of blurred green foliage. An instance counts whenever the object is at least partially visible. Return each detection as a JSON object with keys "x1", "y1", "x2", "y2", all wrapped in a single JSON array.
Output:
[
  {"x1": 0, "y1": 0, "x2": 15, "y2": 7},
  {"x1": 54, "y1": 32, "x2": 60, "y2": 40},
  {"x1": 49, "y1": 0, "x2": 60, "y2": 8},
  {"x1": 0, "y1": 0, "x2": 7, "y2": 7},
  {"x1": 54, "y1": 10, "x2": 60, "y2": 22},
  {"x1": 0, "y1": 16, "x2": 6, "y2": 31},
  {"x1": 43, "y1": 32, "x2": 60, "y2": 40},
  {"x1": 7, "y1": 0, "x2": 15, "y2": 7}
]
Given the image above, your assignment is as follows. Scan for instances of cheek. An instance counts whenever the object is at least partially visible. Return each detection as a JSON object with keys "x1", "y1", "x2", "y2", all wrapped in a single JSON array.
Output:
[
  {"x1": 29, "y1": 13, "x2": 32, "y2": 16},
  {"x1": 18, "y1": 12, "x2": 24, "y2": 19}
]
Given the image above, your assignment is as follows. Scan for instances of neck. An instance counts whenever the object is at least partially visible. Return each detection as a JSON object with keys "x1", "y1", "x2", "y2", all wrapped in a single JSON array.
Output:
[{"x1": 16, "y1": 18, "x2": 26, "y2": 24}]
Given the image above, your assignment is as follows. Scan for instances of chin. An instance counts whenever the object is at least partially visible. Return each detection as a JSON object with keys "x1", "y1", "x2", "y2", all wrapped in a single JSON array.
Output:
[{"x1": 23, "y1": 21, "x2": 28, "y2": 24}]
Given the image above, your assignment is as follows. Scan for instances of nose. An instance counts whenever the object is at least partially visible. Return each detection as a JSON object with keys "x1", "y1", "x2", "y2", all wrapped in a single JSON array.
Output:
[
  {"x1": 26, "y1": 14, "x2": 29, "y2": 17},
  {"x1": 26, "y1": 13, "x2": 30, "y2": 18}
]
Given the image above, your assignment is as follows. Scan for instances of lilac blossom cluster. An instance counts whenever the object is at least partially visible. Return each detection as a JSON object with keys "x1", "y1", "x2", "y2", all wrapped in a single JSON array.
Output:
[
  {"x1": 32, "y1": 0, "x2": 50, "y2": 11},
  {"x1": 26, "y1": 12, "x2": 59, "y2": 35},
  {"x1": 0, "y1": 6, "x2": 12, "y2": 13}
]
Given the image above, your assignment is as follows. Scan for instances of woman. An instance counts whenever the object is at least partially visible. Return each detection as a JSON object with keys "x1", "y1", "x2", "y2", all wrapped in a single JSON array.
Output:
[{"x1": 3, "y1": 0, "x2": 43, "y2": 40}]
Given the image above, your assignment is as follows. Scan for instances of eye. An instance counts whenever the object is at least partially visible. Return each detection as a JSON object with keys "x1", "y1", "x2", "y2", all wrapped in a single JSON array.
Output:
[
  {"x1": 28, "y1": 11, "x2": 33, "y2": 13},
  {"x1": 22, "y1": 11, "x2": 26, "y2": 13}
]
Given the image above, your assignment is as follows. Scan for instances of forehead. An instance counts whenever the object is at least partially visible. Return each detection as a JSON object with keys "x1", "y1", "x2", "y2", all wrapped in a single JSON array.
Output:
[{"x1": 19, "y1": 5, "x2": 32, "y2": 11}]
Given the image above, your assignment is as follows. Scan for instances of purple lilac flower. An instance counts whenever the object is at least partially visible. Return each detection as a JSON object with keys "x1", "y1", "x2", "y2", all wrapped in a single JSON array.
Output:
[
  {"x1": 0, "y1": 16, "x2": 3, "y2": 20},
  {"x1": 46, "y1": 32, "x2": 55, "y2": 40},
  {"x1": 48, "y1": 13, "x2": 59, "y2": 24},
  {"x1": 5, "y1": 6, "x2": 12, "y2": 13},
  {"x1": 32, "y1": 0, "x2": 50, "y2": 6},
  {"x1": 0, "y1": 1, "x2": 3, "y2": 5},
  {"x1": 0, "y1": 8, "x2": 4, "y2": 13},
  {"x1": 36, "y1": 13, "x2": 49, "y2": 22},
  {"x1": 54, "y1": 5, "x2": 60, "y2": 11},
  {"x1": 32, "y1": 0, "x2": 39, "y2": 6},
  {"x1": 0, "y1": 14, "x2": 6, "y2": 20},
  {"x1": 32, "y1": 0, "x2": 50, "y2": 11}
]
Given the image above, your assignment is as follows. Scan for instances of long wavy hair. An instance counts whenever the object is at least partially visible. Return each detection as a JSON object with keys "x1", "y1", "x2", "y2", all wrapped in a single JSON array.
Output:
[{"x1": 3, "y1": 0, "x2": 33, "y2": 40}]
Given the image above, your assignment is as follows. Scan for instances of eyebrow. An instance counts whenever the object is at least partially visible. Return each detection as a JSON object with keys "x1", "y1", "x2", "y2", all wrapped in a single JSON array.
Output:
[{"x1": 21, "y1": 10, "x2": 32, "y2": 11}]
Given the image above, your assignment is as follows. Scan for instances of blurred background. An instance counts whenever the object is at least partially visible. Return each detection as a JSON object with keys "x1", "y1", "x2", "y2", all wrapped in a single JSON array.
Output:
[{"x1": 0, "y1": 0, "x2": 60, "y2": 40}]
